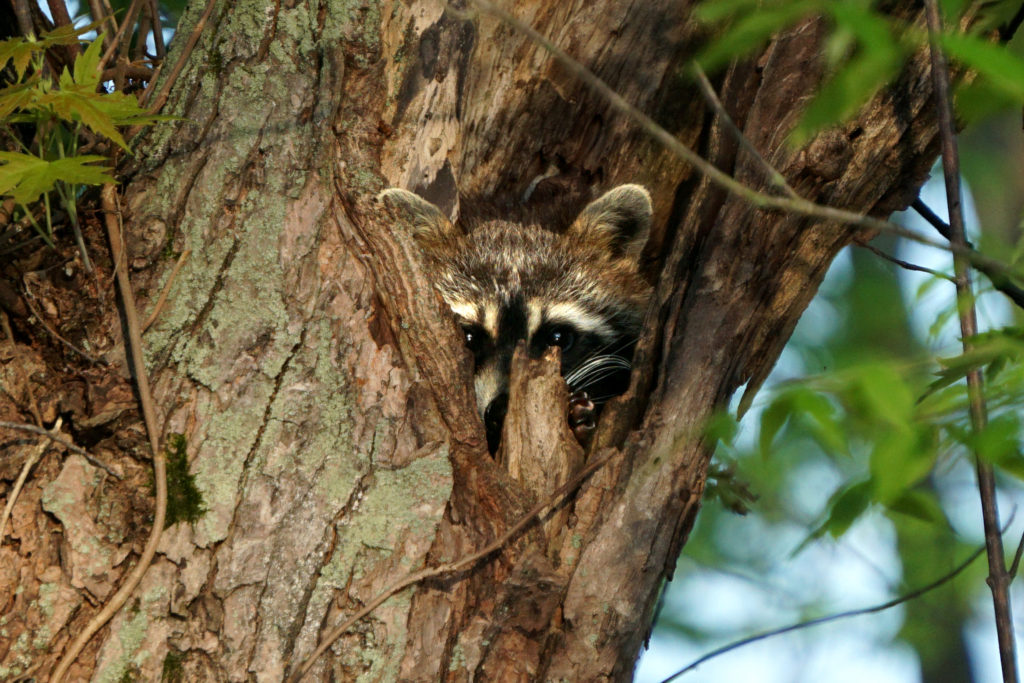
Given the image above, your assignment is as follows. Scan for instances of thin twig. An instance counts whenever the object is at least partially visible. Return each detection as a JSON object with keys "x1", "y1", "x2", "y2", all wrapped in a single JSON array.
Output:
[
  {"x1": 87, "y1": 0, "x2": 117, "y2": 53},
  {"x1": 22, "y1": 283, "x2": 105, "y2": 364},
  {"x1": 0, "y1": 418, "x2": 62, "y2": 543},
  {"x1": 98, "y1": 0, "x2": 144, "y2": 74},
  {"x1": 913, "y1": 199, "x2": 1024, "y2": 310},
  {"x1": 858, "y1": 242, "x2": 955, "y2": 281},
  {"x1": 465, "y1": 0, "x2": 1021, "y2": 283},
  {"x1": 142, "y1": 248, "x2": 190, "y2": 332},
  {"x1": 912, "y1": 198, "x2": 954, "y2": 241},
  {"x1": 51, "y1": 186, "x2": 167, "y2": 682},
  {"x1": 286, "y1": 448, "x2": 617, "y2": 682},
  {"x1": 691, "y1": 63, "x2": 798, "y2": 199},
  {"x1": 134, "y1": 4, "x2": 151, "y2": 61},
  {"x1": 1009, "y1": 528, "x2": 1024, "y2": 579},
  {"x1": 143, "y1": 0, "x2": 216, "y2": 116},
  {"x1": 923, "y1": 2, "x2": 1017, "y2": 681},
  {"x1": 117, "y1": 0, "x2": 144, "y2": 60},
  {"x1": 0, "y1": 421, "x2": 121, "y2": 478},
  {"x1": 149, "y1": 0, "x2": 165, "y2": 59},
  {"x1": 660, "y1": 542, "x2": 986, "y2": 682}
]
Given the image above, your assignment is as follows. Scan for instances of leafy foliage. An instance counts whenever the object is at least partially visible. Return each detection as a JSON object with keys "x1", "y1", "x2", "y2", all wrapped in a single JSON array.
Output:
[{"x1": 0, "y1": 26, "x2": 169, "y2": 244}]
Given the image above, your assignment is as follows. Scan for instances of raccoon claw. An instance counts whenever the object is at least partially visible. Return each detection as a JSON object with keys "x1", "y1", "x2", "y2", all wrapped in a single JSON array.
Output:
[{"x1": 569, "y1": 391, "x2": 597, "y2": 446}]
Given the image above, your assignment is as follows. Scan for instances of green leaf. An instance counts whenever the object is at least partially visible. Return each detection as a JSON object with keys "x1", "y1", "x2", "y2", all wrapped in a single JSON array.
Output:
[
  {"x1": 0, "y1": 37, "x2": 40, "y2": 79},
  {"x1": 941, "y1": 31, "x2": 1024, "y2": 102},
  {"x1": 71, "y1": 33, "x2": 104, "y2": 90},
  {"x1": 886, "y1": 488, "x2": 948, "y2": 526},
  {"x1": 975, "y1": 412, "x2": 1021, "y2": 466},
  {"x1": 759, "y1": 394, "x2": 792, "y2": 456},
  {"x1": 814, "y1": 479, "x2": 873, "y2": 542},
  {"x1": 869, "y1": 424, "x2": 936, "y2": 504},
  {"x1": 795, "y1": 388, "x2": 849, "y2": 456},
  {"x1": 852, "y1": 363, "x2": 915, "y2": 424},
  {"x1": 0, "y1": 152, "x2": 114, "y2": 204},
  {"x1": 703, "y1": 410, "x2": 739, "y2": 446},
  {"x1": 923, "y1": 334, "x2": 1024, "y2": 398},
  {"x1": 0, "y1": 78, "x2": 38, "y2": 121}
]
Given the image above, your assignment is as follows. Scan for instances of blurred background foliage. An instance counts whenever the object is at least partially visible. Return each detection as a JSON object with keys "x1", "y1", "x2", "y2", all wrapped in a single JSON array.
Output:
[{"x1": 640, "y1": 1, "x2": 1024, "y2": 682}]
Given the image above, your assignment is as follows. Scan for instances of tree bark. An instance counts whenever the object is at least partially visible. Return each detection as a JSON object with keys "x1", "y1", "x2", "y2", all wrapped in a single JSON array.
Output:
[{"x1": 1, "y1": 0, "x2": 944, "y2": 680}]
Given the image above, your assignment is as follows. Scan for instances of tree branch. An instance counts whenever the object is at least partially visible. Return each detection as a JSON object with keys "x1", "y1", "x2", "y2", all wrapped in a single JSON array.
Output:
[
  {"x1": 51, "y1": 186, "x2": 168, "y2": 682},
  {"x1": 913, "y1": 198, "x2": 1024, "y2": 310},
  {"x1": 857, "y1": 242, "x2": 954, "y2": 281},
  {"x1": 465, "y1": 0, "x2": 1022, "y2": 284},
  {"x1": 660, "y1": 541, "x2": 986, "y2": 682},
  {"x1": 923, "y1": 2, "x2": 1017, "y2": 681},
  {"x1": 0, "y1": 418, "x2": 61, "y2": 543},
  {"x1": 691, "y1": 63, "x2": 798, "y2": 200},
  {"x1": 0, "y1": 421, "x2": 121, "y2": 478}
]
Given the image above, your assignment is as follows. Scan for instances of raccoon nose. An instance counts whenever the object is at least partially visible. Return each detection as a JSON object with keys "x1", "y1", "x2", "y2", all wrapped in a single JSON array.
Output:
[{"x1": 484, "y1": 393, "x2": 509, "y2": 454}]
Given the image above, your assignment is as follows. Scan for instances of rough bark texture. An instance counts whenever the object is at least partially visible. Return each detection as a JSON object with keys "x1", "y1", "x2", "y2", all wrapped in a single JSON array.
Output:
[{"x1": 0, "y1": 0, "x2": 944, "y2": 680}]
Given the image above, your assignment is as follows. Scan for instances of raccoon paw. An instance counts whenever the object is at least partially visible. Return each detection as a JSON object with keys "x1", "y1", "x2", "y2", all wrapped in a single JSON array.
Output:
[{"x1": 568, "y1": 390, "x2": 597, "y2": 446}]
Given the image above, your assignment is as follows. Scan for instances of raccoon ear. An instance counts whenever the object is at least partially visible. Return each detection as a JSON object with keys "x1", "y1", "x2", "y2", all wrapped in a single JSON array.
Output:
[
  {"x1": 378, "y1": 188, "x2": 455, "y2": 243},
  {"x1": 568, "y1": 184, "x2": 652, "y2": 258}
]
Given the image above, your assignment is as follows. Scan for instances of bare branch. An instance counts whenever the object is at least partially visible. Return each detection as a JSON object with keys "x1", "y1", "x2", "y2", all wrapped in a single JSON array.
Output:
[
  {"x1": 858, "y1": 242, "x2": 954, "y2": 281},
  {"x1": 0, "y1": 418, "x2": 62, "y2": 543},
  {"x1": 913, "y1": 199, "x2": 1024, "y2": 310},
  {"x1": 923, "y1": 1, "x2": 1017, "y2": 680},
  {"x1": 465, "y1": 0, "x2": 1023, "y2": 285},
  {"x1": 141, "y1": 0, "x2": 216, "y2": 115},
  {"x1": 0, "y1": 421, "x2": 121, "y2": 478},
  {"x1": 142, "y1": 248, "x2": 191, "y2": 332},
  {"x1": 660, "y1": 543, "x2": 986, "y2": 682},
  {"x1": 691, "y1": 63, "x2": 798, "y2": 200},
  {"x1": 51, "y1": 186, "x2": 168, "y2": 682},
  {"x1": 1009, "y1": 527, "x2": 1024, "y2": 579}
]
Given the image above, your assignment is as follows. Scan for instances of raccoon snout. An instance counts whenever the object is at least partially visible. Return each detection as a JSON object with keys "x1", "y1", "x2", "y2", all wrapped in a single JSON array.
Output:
[{"x1": 484, "y1": 393, "x2": 509, "y2": 454}]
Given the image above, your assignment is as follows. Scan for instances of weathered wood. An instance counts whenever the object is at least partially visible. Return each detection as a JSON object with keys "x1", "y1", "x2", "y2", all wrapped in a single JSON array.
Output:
[{"x1": 0, "y1": 0, "x2": 946, "y2": 680}]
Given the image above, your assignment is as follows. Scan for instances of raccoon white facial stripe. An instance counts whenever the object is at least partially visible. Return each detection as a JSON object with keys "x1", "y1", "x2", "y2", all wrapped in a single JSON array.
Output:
[
  {"x1": 448, "y1": 300, "x2": 479, "y2": 323},
  {"x1": 526, "y1": 300, "x2": 543, "y2": 337},
  {"x1": 545, "y1": 302, "x2": 614, "y2": 338},
  {"x1": 483, "y1": 302, "x2": 500, "y2": 338}
]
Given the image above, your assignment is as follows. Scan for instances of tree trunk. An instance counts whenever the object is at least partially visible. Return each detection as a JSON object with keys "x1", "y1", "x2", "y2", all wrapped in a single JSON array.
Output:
[{"x1": 1, "y1": 0, "x2": 943, "y2": 680}]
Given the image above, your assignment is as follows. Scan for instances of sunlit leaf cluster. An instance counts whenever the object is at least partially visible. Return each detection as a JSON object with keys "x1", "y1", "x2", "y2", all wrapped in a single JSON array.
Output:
[
  {"x1": 0, "y1": 26, "x2": 168, "y2": 244},
  {"x1": 716, "y1": 327, "x2": 1024, "y2": 546}
]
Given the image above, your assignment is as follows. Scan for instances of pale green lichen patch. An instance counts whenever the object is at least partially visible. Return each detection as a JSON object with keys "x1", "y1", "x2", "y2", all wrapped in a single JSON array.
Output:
[
  {"x1": 36, "y1": 582, "x2": 58, "y2": 617},
  {"x1": 306, "y1": 447, "x2": 452, "y2": 680},
  {"x1": 271, "y1": 6, "x2": 317, "y2": 62},
  {"x1": 321, "y1": 0, "x2": 382, "y2": 52},
  {"x1": 192, "y1": 378, "x2": 275, "y2": 543},
  {"x1": 448, "y1": 643, "x2": 465, "y2": 672},
  {"x1": 93, "y1": 584, "x2": 169, "y2": 683}
]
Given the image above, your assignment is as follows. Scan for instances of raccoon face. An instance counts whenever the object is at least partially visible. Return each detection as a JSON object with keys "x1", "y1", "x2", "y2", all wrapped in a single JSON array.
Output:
[{"x1": 380, "y1": 185, "x2": 653, "y2": 452}]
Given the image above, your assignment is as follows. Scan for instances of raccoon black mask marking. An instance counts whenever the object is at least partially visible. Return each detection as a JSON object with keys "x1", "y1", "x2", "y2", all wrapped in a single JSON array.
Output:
[{"x1": 380, "y1": 184, "x2": 653, "y2": 452}]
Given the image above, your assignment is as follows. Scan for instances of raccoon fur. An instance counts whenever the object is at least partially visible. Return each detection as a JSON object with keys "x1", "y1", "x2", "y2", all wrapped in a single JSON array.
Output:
[{"x1": 380, "y1": 184, "x2": 653, "y2": 452}]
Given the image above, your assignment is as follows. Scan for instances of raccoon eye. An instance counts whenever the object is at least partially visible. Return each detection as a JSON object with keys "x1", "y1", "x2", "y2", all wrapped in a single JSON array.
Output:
[
  {"x1": 462, "y1": 324, "x2": 486, "y2": 354},
  {"x1": 545, "y1": 326, "x2": 575, "y2": 351}
]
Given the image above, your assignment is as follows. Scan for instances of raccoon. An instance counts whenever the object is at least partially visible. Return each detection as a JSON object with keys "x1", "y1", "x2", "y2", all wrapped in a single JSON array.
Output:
[{"x1": 380, "y1": 184, "x2": 653, "y2": 452}]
